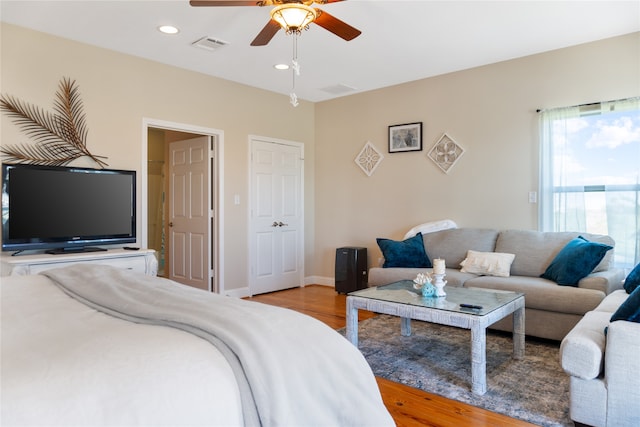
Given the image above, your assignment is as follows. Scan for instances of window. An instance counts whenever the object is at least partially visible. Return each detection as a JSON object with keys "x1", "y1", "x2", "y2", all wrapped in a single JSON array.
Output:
[{"x1": 539, "y1": 97, "x2": 640, "y2": 270}]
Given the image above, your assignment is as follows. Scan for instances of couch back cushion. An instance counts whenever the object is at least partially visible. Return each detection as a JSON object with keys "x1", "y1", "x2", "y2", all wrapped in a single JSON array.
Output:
[
  {"x1": 495, "y1": 230, "x2": 615, "y2": 277},
  {"x1": 422, "y1": 228, "x2": 499, "y2": 268}
]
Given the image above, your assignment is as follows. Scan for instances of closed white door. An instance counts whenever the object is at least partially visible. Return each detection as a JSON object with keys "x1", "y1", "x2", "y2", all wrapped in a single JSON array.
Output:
[
  {"x1": 168, "y1": 136, "x2": 210, "y2": 291},
  {"x1": 250, "y1": 138, "x2": 304, "y2": 295}
]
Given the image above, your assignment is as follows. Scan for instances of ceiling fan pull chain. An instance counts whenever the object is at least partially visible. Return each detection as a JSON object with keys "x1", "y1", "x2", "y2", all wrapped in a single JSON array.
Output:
[
  {"x1": 292, "y1": 33, "x2": 300, "y2": 76},
  {"x1": 289, "y1": 92, "x2": 299, "y2": 107},
  {"x1": 289, "y1": 33, "x2": 300, "y2": 107}
]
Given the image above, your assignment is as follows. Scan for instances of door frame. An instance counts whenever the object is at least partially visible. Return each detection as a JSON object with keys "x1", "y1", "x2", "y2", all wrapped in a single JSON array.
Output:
[
  {"x1": 142, "y1": 118, "x2": 225, "y2": 293},
  {"x1": 248, "y1": 135, "x2": 304, "y2": 295}
]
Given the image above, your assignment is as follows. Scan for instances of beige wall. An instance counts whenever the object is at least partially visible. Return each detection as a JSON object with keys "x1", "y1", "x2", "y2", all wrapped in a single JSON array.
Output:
[
  {"x1": 0, "y1": 23, "x2": 316, "y2": 292},
  {"x1": 313, "y1": 32, "x2": 640, "y2": 279},
  {"x1": 3, "y1": 23, "x2": 639, "y2": 286}
]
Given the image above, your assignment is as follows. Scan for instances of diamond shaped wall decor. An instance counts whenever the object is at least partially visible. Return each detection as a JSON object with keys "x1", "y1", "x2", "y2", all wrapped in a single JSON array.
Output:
[
  {"x1": 428, "y1": 133, "x2": 465, "y2": 174},
  {"x1": 355, "y1": 141, "x2": 384, "y2": 176}
]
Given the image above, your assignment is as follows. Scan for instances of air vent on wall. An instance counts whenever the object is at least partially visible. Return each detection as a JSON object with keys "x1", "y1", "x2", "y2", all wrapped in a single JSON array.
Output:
[{"x1": 192, "y1": 36, "x2": 229, "y2": 51}]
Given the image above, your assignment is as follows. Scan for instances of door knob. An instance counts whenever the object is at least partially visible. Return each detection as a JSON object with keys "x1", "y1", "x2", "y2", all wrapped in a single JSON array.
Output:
[
  {"x1": 272, "y1": 221, "x2": 279, "y2": 227},
  {"x1": 169, "y1": 222, "x2": 174, "y2": 227},
  {"x1": 278, "y1": 222, "x2": 288, "y2": 227}
]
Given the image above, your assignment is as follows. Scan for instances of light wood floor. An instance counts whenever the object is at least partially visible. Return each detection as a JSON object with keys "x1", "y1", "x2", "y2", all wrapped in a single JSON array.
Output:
[{"x1": 247, "y1": 285, "x2": 537, "y2": 427}]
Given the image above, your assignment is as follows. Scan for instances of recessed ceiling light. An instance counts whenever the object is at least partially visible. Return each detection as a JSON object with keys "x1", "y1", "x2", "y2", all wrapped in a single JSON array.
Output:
[
  {"x1": 158, "y1": 25, "x2": 179, "y2": 35},
  {"x1": 274, "y1": 63, "x2": 290, "y2": 70}
]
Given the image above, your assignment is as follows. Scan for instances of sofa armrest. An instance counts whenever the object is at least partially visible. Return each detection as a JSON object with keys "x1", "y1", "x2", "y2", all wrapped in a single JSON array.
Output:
[
  {"x1": 578, "y1": 269, "x2": 625, "y2": 295},
  {"x1": 605, "y1": 320, "x2": 640, "y2": 427},
  {"x1": 560, "y1": 311, "x2": 610, "y2": 379}
]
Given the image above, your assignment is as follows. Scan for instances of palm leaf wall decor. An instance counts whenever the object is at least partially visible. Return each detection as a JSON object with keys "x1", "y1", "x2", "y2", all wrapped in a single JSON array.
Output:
[{"x1": 0, "y1": 77, "x2": 108, "y2": 168}]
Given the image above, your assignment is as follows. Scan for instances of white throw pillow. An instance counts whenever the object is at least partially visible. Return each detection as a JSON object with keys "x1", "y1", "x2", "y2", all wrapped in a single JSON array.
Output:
[{"x1": 460, "y1": 250, "x2": 516, "y2": 277}]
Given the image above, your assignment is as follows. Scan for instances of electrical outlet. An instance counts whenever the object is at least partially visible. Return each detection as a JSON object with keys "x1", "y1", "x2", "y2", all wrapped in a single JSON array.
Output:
[{"x1": 528, "y1": 191, "x2": 537, "y2": 203}]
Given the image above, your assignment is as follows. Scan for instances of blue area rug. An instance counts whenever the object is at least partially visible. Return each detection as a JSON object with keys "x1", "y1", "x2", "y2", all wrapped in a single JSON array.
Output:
[{"x1": 340, "y1": 315, "x2": 571, "y2": 426}]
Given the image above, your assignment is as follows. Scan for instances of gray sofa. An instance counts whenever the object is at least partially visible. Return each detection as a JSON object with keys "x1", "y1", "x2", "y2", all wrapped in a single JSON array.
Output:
[
  {"x1": 368, "y1": 228, "x2": 625, "y2": 341},
  {"x1": 560, "y1": 290, "x2": 640, "y2": 427}
]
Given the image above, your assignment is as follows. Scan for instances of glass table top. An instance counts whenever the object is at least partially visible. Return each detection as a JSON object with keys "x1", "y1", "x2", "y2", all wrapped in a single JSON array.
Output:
[{"x1": 348, "y1": 280, "x2": 523, "y2": 316}]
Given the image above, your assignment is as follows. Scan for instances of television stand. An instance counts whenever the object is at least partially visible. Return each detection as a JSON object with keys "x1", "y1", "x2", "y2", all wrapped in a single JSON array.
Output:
[
  {"x1": 0, "y1": 249, "x2": 157, "y2": 277},
  {"x1": 45, "y1": 246, "x2": 108, "y2": 255}
]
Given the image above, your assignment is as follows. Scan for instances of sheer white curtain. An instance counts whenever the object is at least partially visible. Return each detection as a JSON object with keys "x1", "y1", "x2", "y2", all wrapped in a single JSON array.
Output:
[
  {"x1": 539, "y1": 97, "x2": 640, "y2": 270},
  {"x1": 539, "y1": 105, "x2": 582, "y2": 231}
]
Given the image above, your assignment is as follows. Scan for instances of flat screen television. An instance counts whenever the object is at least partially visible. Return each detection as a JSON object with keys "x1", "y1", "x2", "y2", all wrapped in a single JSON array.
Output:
[{"x1": 1, "y1": 163, "x2": 136, "y2": 254}]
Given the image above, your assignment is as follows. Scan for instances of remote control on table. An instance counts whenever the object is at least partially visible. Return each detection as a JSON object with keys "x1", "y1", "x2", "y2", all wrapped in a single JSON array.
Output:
[{"x1": 460, "y1": 303, "x2": 483, "y2": 309}]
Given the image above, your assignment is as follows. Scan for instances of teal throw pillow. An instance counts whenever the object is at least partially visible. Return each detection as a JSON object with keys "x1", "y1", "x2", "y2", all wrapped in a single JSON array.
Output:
[
  {"x1": 610, "y1": 286, "x2": 640, "y2": 323},
  {"x1": 624, "y1": 263, "x2": 640, "y2": 294},
  {"x1": 541, "y1": 236, "x2": 613, "y2": 286},
  {"x1": 377, "y1": 232, "x2": 431, "y2": 268}
]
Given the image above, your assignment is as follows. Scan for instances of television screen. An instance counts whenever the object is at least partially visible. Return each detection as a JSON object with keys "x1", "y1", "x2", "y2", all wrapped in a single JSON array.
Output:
[{"x1": 1, "y1": 163, "x2": 136, "y2": 254}]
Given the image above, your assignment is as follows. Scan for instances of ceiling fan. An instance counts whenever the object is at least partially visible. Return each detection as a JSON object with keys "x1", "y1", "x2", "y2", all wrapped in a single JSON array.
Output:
[{"x1": 189, "y1": 0, "x2": 362, "y2": 46}]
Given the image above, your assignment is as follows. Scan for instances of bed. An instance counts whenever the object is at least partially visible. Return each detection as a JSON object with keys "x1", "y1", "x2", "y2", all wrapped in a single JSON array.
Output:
[{"x1": 1, "y1": 264, "x2": 394, "y2": 426}]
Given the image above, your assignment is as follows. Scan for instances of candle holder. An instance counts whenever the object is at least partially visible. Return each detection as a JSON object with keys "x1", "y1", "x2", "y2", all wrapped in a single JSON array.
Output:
[{"x1": 433, "y1": 273, "x2": 447, "y2": 297}]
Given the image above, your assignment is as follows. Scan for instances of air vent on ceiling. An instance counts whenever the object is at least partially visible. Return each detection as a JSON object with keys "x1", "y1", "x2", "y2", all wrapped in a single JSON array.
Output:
[
  {"x1": 320, "y1": 84, "x2": 357, "y2": 95},
  {"x1": 192, "y1": 36, "x2": 229, "y2": 51}
]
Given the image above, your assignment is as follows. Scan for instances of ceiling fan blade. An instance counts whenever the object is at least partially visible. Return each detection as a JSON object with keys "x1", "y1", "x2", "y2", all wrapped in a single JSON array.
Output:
[
  {"x1": 189, "y1": 1, "x2": 265, "y2": 6},
  {"x1": 314, "y1": 9, "x2": 361, "y2": 41},
  {"x1": 250, "y1": 20, "x2": 281, "y2": 46}
]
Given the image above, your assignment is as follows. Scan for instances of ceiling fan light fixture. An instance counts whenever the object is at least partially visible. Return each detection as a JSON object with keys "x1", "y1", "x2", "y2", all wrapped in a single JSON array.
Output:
[{"x1": 270, "y1": 4, "x2": 317, "y2": 34}]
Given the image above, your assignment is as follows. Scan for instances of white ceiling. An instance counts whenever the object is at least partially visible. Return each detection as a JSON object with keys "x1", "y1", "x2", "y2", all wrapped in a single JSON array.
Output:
[{"x1": 2, "y1": 1, "x2": 639, "y2": 103}]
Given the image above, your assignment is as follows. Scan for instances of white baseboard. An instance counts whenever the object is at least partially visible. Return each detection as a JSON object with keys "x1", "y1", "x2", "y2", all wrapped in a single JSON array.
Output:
[
  {"x1": 225, "y1": 287, "x2": 251, "y2": 298},
  {"x1": 305, "y1": 276, "x2": 334, "y2": 287},
  {"x1": 224, "y1": 276, "x2": 335, "y2": 298}
]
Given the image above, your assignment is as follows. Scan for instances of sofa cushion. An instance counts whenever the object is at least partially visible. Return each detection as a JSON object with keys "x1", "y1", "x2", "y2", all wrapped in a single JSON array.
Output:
[
  {"x1": 611, "y1": 286, "x2": 640, "y2": 323},
  {"x1": 603, "y1": 321, "x2": 640, "y2": 427},
  {"x1": 560, "y1": 310, "x2": 610, "y2": 379},
  {"x1": 460, "y1": 250, "x2": 515, "y2": 277},
  {"x1": 376, "y1": 232, "x2": 431, "y2": 268},
  {"x1": 624, "y1": 262, "x2": 640, "y2": 294},
  {"x1": 494, "y1": 230, "x2": 614, "y2": 277},
  {"x1": 367, "y1": 267, "x2": 477, "y2": 288},
  {"x1": 574, "y1": 232, "x2": 615, "y2": 272},
  {"x1": 439, "y1": 269, "x2": 480, "y2": 288},
  {"x1": 541, "y1": 236, "x2": 613, "y2": 286},
  {"x1": 594, "y1": 289, "x2": 630, "y2": 313},
  {"x1": 422, "y1": 228, "x2": 499, "y2": 269},
  {"x1": 466, "y1": 275, "x2": 605, "y2": 314}
]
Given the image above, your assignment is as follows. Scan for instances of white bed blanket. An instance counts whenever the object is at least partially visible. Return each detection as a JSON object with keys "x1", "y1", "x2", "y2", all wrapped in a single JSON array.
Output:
[
  {"x1": 1, "y1": 274, "x2": 243, "y2": 426},
  {"x1": 16, "y1": 264, "x2": 393, "y2": 426}
]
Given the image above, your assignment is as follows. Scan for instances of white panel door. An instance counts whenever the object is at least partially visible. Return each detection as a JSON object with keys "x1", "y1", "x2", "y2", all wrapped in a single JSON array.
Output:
[
  {"x1": 168, "y1": 136, "x2": 210, "y2": 291},
  {"x1": 250, "y1": 138, "x2": 303, "y2": 295}
]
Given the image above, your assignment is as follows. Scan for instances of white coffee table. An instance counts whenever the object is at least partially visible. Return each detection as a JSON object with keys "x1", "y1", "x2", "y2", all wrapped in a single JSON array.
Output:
[{"x1": 346, "y1": 281, "x2": 525, "y2": 395}]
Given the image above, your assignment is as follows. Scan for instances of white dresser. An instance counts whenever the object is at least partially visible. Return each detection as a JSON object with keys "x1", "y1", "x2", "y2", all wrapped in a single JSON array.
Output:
[{"x1": 0, "y1": 249, "x2": 158, "y2": 277}]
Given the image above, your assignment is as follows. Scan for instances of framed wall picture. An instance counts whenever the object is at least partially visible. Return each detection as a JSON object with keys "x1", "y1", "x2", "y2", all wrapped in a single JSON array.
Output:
[{"x1": 388, "y1": 122, "x2": 422, "y2": 153}]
